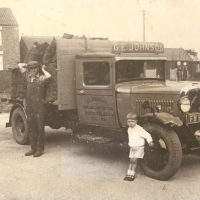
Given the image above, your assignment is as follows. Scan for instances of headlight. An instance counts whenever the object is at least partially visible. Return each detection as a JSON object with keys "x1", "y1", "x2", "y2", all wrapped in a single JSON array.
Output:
[{"x1": 178, "y1": 96, "x2": 191, "y2": 112}]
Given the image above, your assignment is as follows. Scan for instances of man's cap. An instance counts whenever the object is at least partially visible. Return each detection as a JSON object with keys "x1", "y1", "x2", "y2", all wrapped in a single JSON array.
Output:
[
  {"x1": 27, "y1": 61, "x2": 40, "y2": 68},
  {"x1": 18, "y1": 63, "x2": 28, "y2": 68}
]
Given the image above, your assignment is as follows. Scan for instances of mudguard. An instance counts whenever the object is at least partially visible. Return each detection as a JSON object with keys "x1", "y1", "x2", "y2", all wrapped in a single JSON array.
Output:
[
  {"x1": 138, "y1": 112, "x2": 183, "y2": 127},
  {"x1": 6, "y1": 103, "x2": 26, "y2": 128}
]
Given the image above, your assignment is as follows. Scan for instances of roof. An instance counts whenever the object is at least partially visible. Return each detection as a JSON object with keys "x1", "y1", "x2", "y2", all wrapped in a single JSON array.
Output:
[
  {"x1": 0, "y1": 8, "x2": 18, "y2": 26},
  {"x1": 76, "y1": 52, "x2": 115, "y2": 59},
  {"x1": 115, "y1": 53, "x2": 166, "y2": 61},
  {"x1": 20, "y1": 36, "x2": 55, "y2": 50},
  {"x1": 164, "y1": 48, "x2": 193, "y2": 61}
]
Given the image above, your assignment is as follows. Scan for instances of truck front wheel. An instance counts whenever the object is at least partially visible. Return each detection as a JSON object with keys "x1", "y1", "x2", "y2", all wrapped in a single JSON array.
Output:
[
  {"x1": 139, "y1": 122, "x2": 182, "y2": 180},
  {"x1": 11, "y1": 107, "x2": 29, "y2": 145}
]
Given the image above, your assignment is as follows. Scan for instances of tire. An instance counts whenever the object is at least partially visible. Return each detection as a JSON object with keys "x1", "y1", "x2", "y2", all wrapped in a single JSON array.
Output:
[
  {"x1": 11, "y1": 107, "x2": 29, "y2": 145},
  {"x1": 139, "y1": 122, "x2": 182, "y2": 180}
]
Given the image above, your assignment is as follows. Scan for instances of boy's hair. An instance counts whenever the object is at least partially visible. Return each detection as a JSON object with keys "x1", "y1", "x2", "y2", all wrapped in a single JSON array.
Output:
[{"x1": 126, "y1": 112, "x2": 137, "y2": 120}]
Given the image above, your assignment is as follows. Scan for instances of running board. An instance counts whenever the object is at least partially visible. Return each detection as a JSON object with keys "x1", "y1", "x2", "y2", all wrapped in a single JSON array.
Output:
[{"x1": 75, "y1": 134, "x2": 114, "y2": 144}]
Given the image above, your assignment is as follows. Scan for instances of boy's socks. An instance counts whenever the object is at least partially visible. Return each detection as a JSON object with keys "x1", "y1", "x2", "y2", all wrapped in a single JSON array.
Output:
[
  {"x1": 127, "y1": 170, "x2": 135, "y2": 176},
  {"x1": 124, "y1": 170, "x2": 135, "y2": 181},
  {"x1": 127, "y1": 170, "x2": 135, "y2": 175},
  {"x1": 130, "y1": 171, "x2": 135, "y2": 176},
  {"x1": 127, "y1": 170, "x2": 132, "y2": 175}
]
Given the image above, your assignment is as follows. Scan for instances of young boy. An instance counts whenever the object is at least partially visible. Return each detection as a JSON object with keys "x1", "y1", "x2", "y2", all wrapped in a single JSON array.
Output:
[{"x1": 123, "y1": 112, "x2": 154, "y2": 181}]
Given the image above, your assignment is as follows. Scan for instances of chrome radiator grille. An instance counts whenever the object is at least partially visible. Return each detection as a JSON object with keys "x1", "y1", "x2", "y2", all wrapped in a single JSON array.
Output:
[{"x1": 136, "y1": 99, "x2": 174, "y2": 116}]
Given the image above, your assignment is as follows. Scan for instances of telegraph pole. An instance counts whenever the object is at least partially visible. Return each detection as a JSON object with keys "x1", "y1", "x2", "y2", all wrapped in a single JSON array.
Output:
[{"x1": 143, "y1": 10, "x2": 146, "y2": 42}]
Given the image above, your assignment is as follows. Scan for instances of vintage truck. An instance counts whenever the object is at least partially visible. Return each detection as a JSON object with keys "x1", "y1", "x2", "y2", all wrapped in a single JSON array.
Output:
[{"x1": 6, "y1": 38, "x2": 200, "y2": 180}]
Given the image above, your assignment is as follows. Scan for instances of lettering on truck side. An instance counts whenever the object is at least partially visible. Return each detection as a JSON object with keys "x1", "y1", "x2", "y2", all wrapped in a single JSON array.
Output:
[
  {"x1": 81, "y1": 96, "x2": 115, "y2": 125},
  {"x1": 113, "y1": 42, "x2": 164, "y2": 53}
]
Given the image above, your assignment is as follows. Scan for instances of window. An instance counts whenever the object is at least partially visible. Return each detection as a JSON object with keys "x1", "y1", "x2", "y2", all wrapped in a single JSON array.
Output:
[
  {"x1": 0, "y1": 27, "x2": 2, "y2": 45},
  {"x1": 196, "y1": 63, "x2": 200, "y2": 72},
  {"x1": 144, "y1": 61, "x2": 157, "y2": 78},
  {"x1": 0, "y1": 55, "x2": 3, "y2": 70},
  {"x1": 83, "y1": 62, "x2": 110, "y2": 86},
  {"x1": 116, "y1": 60, "x2": 165, "y2": 83}
]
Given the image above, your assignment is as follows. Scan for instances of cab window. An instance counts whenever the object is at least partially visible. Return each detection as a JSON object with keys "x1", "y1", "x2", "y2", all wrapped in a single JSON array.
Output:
[
  {"x1": 83, "y1": 62, "x2": 110, "y2": 85},
  {"x1": 116, "y1": 60, "x2": 165, "y2": 83}
]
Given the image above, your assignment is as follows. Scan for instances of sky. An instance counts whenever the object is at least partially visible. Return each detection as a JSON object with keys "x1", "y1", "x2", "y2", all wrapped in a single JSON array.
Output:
[{"x1": 1, "y1": 0, "x2": 200, "y2": 57}]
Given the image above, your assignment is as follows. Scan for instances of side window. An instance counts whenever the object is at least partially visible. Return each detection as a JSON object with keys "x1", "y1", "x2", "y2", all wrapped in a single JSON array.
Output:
[
  {"x1": 0, "y1": 55, "x2": 3, "y2": 70},
  {"x1": 0, "y1": 27, "x2": 2, "y2": 45},
  {"x1": 83, "y1": 62, "x2": 110, "y2": 86},
  {"x1": 144, "y1": 61, "x2": 157, "y2": 78}
]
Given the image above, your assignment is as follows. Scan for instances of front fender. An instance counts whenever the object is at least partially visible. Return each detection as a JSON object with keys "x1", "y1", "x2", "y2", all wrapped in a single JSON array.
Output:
[
  {"x1": 6, "y1": 103, "x2": 26, "y2": 128},
  {"x1": 138, "y1": 112, "x2": 183, "y2": 127}
]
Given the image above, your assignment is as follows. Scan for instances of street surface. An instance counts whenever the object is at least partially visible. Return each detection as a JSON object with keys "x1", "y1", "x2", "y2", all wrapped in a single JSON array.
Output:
[{"x1": 1, "y1": 113, "x2": 200, "y2": 200}]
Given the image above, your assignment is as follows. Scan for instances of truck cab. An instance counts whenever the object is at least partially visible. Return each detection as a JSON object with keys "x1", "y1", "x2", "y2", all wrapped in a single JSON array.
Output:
[{"x1": 75, "y1": 51, "x2": 167, "y2": 129}]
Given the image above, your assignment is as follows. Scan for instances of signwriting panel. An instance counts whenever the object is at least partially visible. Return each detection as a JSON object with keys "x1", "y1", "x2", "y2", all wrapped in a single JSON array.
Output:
[
  {"x1": 77, "y1": 95, "x2": 116, "y2": 127},
  {"x1": 112, "y1": 42, "x2": 164, "y2": 54}
]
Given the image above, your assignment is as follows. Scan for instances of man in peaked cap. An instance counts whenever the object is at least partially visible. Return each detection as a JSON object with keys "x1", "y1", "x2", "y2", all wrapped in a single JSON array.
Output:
[{"x1": 18, "y1": 61, "x2": 51, "y2": 157}]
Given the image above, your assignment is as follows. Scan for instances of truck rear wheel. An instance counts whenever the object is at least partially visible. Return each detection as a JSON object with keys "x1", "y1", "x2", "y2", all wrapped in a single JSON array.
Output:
[
  {"x1": 11, "y1": 107, "x2": 29, "y2": 145},
  {"x1": 139, "y1": 122, "x2": 182, "y2": 180}
]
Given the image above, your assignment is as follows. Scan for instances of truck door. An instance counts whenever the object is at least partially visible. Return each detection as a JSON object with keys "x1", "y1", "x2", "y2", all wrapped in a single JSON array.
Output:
[{"x1": 76, "y1": 58, "x2": 117, "y2": 127}]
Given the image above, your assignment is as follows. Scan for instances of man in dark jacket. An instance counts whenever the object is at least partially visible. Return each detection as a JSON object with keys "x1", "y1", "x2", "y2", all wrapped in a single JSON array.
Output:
[{"x1": 18, "y1": 61, "x2": 51, "y2": 157}]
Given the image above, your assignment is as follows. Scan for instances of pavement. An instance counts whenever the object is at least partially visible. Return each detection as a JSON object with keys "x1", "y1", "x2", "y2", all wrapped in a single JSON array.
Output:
[{"x1": 1, "y1": 113, "x2": 200, "y2": 200}]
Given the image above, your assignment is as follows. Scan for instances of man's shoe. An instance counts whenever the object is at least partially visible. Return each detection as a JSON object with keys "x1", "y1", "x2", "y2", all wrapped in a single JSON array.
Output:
[
  {"x1": 25, "y1": 150, "x2": 36, "y2": 156},
  {"x1": 33, "y1": 151, "x2": 43, "y2": 157}
]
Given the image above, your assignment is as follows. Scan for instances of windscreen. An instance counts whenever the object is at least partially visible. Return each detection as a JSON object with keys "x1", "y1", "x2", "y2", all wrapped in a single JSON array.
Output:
[{"x1": 116, "y1": 60, "x2": 165, "y2": 83}]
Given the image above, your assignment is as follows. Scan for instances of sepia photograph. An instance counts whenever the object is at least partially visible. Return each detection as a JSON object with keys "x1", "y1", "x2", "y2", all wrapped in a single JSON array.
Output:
[{"x1": 0, "y1": 0, "x2": 200, "y2": 199}]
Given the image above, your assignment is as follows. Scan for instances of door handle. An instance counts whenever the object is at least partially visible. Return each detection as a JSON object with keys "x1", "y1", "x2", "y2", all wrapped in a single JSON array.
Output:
[{"x1": 79, "y1": 90, "x2": 84, "y2": 94}]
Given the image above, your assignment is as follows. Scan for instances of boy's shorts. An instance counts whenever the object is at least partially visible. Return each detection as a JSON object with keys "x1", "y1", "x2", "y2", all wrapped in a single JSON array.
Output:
[{"x1": 129, "y1": 146, "x2": 144, "y2": 159}]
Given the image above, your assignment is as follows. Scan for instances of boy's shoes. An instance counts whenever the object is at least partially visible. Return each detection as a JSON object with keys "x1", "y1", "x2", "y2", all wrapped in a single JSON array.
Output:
[
  {"x1": 25, "y1": 150, "x2": 36, "y2": 156},
  {"x1": 129, "y1": 175, "x2": 135, "y2": 181},
  {"x1": 124, "y1": 174, "x2": 135, "y2": 181},
  {"x1": 124, "y1": 174, "x2": 130, "y2": 181}
]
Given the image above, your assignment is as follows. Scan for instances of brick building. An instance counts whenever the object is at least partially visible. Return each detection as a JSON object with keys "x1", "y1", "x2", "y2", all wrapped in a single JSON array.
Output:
[
  {"x1": 0, "y1": 8, "x2": 19, "y2": 106},
  {"x1": 0, "y1": 8, "x2": 20, "y2": 70}
]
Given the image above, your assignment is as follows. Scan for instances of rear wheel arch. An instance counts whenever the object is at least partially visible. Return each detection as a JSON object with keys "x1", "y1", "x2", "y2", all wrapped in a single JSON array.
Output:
[
  {"x1": 8, "y1": 103, "x2": 26, "y2": 126},
  {"x1": 11, "y1": 106, "x2": 29, "y2": 145}
]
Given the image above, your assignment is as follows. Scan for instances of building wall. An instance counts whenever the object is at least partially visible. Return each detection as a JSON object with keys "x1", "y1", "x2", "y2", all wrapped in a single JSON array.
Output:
[
  {"x1": 0, "y1": 70, "x2": 12, "y2": 92},
  {"x1": 20, "y1": 39, "x2": 28, "y2": 62},
  {"x1": 1, "y1": 26, "x2": 20, "y2": 70}
]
